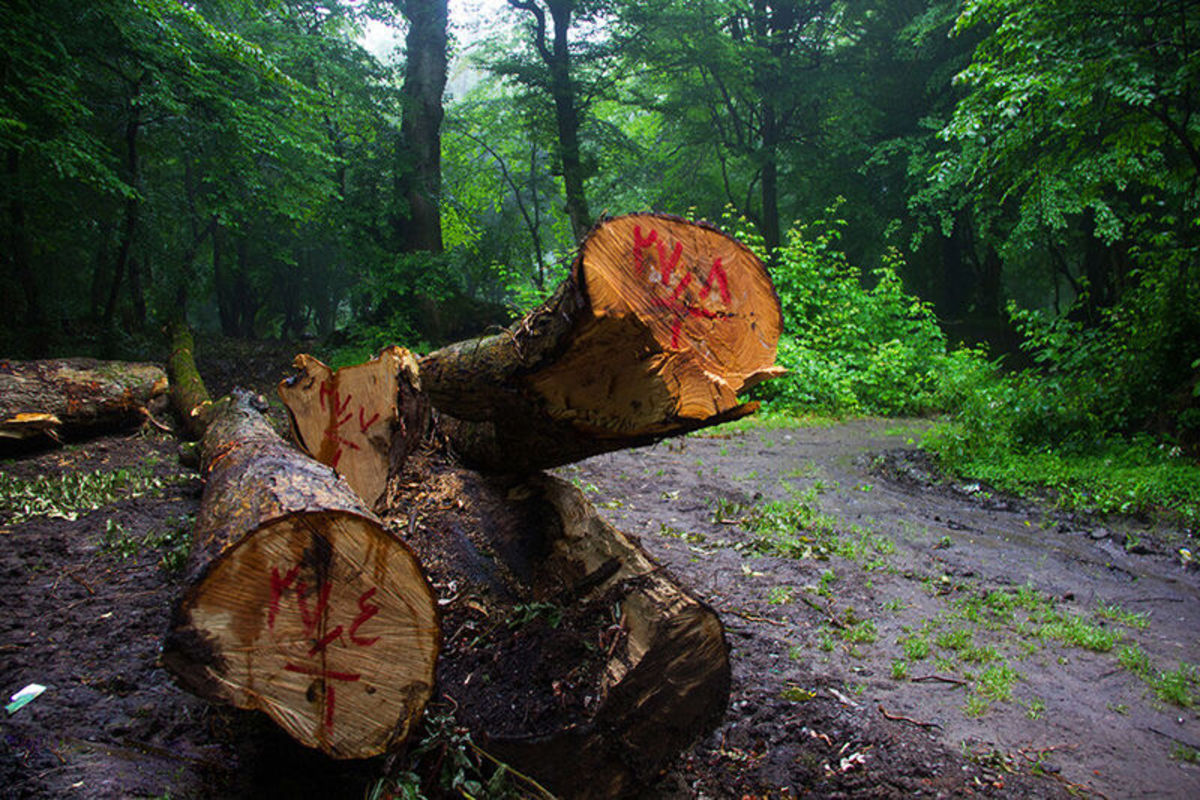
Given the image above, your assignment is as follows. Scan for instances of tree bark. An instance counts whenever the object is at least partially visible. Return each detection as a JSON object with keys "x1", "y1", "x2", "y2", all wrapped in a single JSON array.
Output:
[
  {"x1": 162, "y1": 390, "x2": 440, "y2": 760},
  {"x1": 393, "y1": 0, "x2": 448, "y2": 253},
  {"x1": 166, "y1": 321, "x2": 214, "y2": 441},
  {"x1": 0, "y1": 357, "x2": 167, "y2": 444},
  {"x1": 418, "y1": 213, "x2": 784, "y2": 473},
  {"x1": 509, "y1": 0, "x2": 592, "y2": 241}
]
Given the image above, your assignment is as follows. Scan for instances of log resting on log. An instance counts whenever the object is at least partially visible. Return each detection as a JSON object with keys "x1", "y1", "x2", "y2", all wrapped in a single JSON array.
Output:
[
  {"x1": 420, "y1": 213, "x2": 785, "y2": 473},
  {"x1": 162, "y1": 390, "x2": 439, "y2": 759},
  {"x1": 278, "y1": 347, "x2": 429, "y2": 511},
  {"x1": 0, "y1": 357, "x2": 168, "y2": 444},
  {"x1": 391, "y1": 461, "x2": 730, "y2": 800}
]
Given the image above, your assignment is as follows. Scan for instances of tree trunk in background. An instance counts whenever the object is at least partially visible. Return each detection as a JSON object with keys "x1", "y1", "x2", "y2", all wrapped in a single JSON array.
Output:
[
  {"x1": 166, "y1": 322, "x2": 214, "y2": 441},
  {"x1": 510, "y1": 0, "x2": 592, "y2": 242},
  {"x1": 760, "y1": 105, "x2": 781, "y2": 252},
  {"x1": 162, "y1": 390, "x2": 439, "y2": 760},
  {"x1": 104, "y1": 93, "x2": 142, "y2": 329},
  {"x1": 393, "y1": 0, "x2": 448, "y2": 253},
  {"x1": 5, "y1": 149, "x2": 42, "y2": 332}
]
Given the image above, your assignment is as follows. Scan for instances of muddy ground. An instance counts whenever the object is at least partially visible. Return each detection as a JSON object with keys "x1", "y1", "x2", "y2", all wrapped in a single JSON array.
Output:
[{"x1": 2, "y1": 347, "x2": 1198, "y2": 798}]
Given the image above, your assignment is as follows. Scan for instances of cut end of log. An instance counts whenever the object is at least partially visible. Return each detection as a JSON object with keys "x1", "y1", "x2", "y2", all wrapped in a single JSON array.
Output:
[
  {"x1": 165, "y1": 510, "x2": 438, "y2": 758},
  {"x1": 563, "y1": 213, "x2": 783, "y2": 433},
  {"x1": 164, "y1": 391, "x2": 439, "y2": 760},
  {"x1": 278, "y1": 346, "x2": 427, "y2": 510}
]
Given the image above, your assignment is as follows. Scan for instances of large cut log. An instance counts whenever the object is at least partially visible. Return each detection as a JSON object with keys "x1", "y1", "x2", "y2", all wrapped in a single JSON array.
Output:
[
  {"x1": 162, "y1": 390, "x2": 439, "y2": 759},
  {"x1": 0, "y1": 357, "x2": 167, "y2": 444},
  {"x1": 278, "y1": 347, "x2": 429, "y2": 511},
  {"x1": 419, "y1": 213, "x2": 785, "y2": 473},
  {"x1": 389, "y1": 459, "x2": 730, "y2": 800}
]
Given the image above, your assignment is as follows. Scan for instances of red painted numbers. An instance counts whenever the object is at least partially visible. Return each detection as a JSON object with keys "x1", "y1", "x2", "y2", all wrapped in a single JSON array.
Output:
[
  {"x1": 267, "y1": 562, "x2": 382, "y2": 730},
  {"x1": 632, "y1": 225, "x2": 733, "y2": 348}
]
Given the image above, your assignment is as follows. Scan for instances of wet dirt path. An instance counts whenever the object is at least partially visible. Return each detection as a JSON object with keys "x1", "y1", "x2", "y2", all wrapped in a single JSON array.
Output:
[{"x1": 566, "y1": 418, "x2": 1200, "y2": 798}]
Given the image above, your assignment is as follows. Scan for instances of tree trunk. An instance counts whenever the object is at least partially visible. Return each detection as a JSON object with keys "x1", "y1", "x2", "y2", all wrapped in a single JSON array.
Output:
[
  {"x1": 394, "y1": 0, "x2": 448, "y2": 253},
  {"x1": 5, "y1": 148, "x2": 42, "y2": 331},
  {"x1": 166, "y1": 321, "x2": 214, "y2": 441},
  {"x1": 390, "y1": 462, "x2": 730, "y2": 799},
  {"x1": 418, "y1": 213, "x2": 784, "y2": 473},
  {"x1": 162, "y1": 390, "x2": 440, "y2": 760},
  {"x1": 104, "y1": 96, "x2": 142, "y2": 329},
  {"x1": 0, "y1": 357, "x2": 167, "y2": 444}
]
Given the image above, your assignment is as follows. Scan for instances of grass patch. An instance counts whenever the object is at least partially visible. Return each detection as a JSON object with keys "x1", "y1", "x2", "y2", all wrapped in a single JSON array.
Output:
[
  {"x1": 925, "y1": 426, "x2": 1200, "y2": 525},
  {"x1": 1120, "y1": 646, "x2": 1200, "y2": 708}
]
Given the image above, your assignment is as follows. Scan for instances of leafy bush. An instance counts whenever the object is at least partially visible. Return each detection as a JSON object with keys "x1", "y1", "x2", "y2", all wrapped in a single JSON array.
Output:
[{"x1": 752, "y1": 203, "x2": 953, "y2": 416}]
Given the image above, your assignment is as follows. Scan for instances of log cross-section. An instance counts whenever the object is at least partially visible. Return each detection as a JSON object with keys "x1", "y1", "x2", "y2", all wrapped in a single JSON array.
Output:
[{"x1": 162, "y1": 391, "x2": 439, "y2": 759}]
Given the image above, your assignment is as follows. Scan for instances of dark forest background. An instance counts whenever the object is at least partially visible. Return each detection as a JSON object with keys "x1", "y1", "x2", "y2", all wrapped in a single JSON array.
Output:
[{"x1": 3, "y1": 0, "x2": 1199, "y2": 519}]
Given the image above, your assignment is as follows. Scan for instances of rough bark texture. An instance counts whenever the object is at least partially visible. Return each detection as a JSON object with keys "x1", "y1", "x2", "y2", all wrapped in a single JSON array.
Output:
[
  {"x1": 166, "y1": 322, "x2": 214, "y2": 440},
  {"x1": 419, "y1": 213, "x2": 784, "y2": 473},
  {"x1": 0, "y1": 357, "x2": 167, "y2": 444},
  {"x1": 278, "y1": 347, "x2": 429, "y2": 511},
  {"x1": 389, "y1": 460, "x2": 730, "y2": 800},
  {"x1": 162, "y1": 391, "x2": 439, "y2": 760},
  {"x1": 394, "y1": 0, "x2": 449, "y2": 253}
]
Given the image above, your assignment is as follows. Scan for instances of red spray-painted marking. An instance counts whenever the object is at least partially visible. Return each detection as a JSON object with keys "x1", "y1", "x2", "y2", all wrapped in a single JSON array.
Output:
[
  {"x1": 700, "y1": 258, "x2": 731, "y2": 303},
  {"x1": 630, "y1": 227, "x2": 734, "y2": 349},
  {"x1": 632, "y1": 225, "x2": 658, "y2": 277},
  {"x1": 268, "y1": 562, "x2": 383, "y2": 731},
  {"x1": 315, "y1": 381, "x2": 385, "y2": 473},
  {"x1": 283, "y1": 664, "x2": 361, "y2": 728}
]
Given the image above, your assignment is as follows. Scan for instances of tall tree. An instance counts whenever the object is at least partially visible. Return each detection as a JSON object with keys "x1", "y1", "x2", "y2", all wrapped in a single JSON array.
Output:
[
  {"x1": 620, "y1": 0, "x2": 844, "y2": 251},
  {"x1": 394, "y1": 0, "x2": 449, "y2": 253},
  {"x1": 499, "y1": 0, "x2": 617, "y2": 242}
]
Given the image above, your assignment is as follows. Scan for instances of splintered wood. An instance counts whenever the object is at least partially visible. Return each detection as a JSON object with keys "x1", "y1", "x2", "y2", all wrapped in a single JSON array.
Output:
[
  {"x1": 278, "y1": 347, "x2": 421, "y2": 510},
  {"x1": 162, "y1": 392, "x2": 438, "y2": 760}
]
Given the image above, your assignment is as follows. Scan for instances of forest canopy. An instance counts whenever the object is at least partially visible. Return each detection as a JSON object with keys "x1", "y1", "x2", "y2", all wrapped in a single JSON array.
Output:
[{"x1": 2, "y1": 0, "x2": 1199, "y2": 512}]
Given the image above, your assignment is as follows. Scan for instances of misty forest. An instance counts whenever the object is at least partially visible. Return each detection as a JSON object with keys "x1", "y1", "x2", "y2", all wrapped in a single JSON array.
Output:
[{"x1": 2, "y1": 1, "x2": 1200, "y2": 798}]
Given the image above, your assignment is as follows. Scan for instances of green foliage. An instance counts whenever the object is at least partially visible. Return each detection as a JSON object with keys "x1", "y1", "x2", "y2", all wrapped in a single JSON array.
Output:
[{"x1": 753, "y1": 203, "x2": 954, "y2": 416}]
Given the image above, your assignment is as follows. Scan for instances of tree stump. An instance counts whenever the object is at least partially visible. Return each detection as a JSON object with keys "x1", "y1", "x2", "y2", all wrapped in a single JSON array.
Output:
[
  {"x1": 0, "y1": 357, "x2": 167, "y2": 444},
  {"x1": 162, "y1": 391, "x2": 439, "y2": 759}
]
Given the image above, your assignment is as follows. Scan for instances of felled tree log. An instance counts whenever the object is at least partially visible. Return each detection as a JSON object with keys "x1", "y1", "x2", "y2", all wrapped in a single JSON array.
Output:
[
  {"x1": 166, "y1": 321, "x2": 214, "y2": 440},
  {"x1": 278, "y1": 347, "x2": 429, "y2": 511},
  {"x1": 162, "y1": 390, "x2": 440, "y2": 759},
  {"x1": 419, "y1": 213, "x2": 785, "y2": 473},
  {"x1": 389, "y1": 460, "x2": 730, "y2": 800},
  {"x1": 0, "y1": 357, "x2": 168, "y2": 444}
]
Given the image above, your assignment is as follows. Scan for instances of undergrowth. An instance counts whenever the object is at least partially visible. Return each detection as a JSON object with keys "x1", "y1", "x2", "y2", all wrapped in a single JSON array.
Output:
[{"x1": 747, "y1": 205, "x2": 1200, "y2": 527}]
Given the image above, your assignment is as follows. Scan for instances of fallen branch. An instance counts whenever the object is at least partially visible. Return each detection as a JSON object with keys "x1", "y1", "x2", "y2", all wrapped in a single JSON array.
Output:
[
  {"x1": 878, "y1": 704, "x2": 942, "y2": 730},
  {"x1": 911, "y1": 674, "x2": 968, "y2": 687}
]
